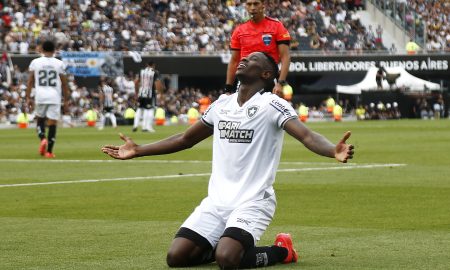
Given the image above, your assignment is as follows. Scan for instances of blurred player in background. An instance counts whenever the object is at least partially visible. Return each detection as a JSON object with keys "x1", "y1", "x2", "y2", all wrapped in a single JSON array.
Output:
[
  {"x1": 102, "y1": 52, "x2": 354, "y2": 269},
  {"x1": 375, "y1": 63, "x2": 387, "y2": 90},
  {"x1": 26, "y1": 40, "x2": 70, "y2": 158},
  {"x1": 98, "y1": 77, "x2": 117, "y2": 130},
  {"x1": 133, "y1": 61, "x2": 164, "y2": 132},
  {"x1": 225, "y1": 0, "x2": 291, "y2": 96}
]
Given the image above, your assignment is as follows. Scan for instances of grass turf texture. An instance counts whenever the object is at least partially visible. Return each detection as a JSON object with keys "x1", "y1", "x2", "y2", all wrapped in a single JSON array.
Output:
[{"x1": 0, "y1": 119, "x2": 449, "y2": 269}]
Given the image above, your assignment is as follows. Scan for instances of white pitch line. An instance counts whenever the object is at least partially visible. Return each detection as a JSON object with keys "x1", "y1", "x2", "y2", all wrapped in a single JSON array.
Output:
[
  {"x1": 0, "y1": 173, "x2": 212, "y2": 188},
  {"x1": 0, "y1": 163, "x2": 405, "y2": 188},
  {"x1": 277, "y1": 163, "x2": 406, "y2": 172},
  {"x1": 0, "y1": 159, "x2": 212, "y2": 164},
  {"x1": 0, "y1": 159, "x2": 369, "y2": 166}
]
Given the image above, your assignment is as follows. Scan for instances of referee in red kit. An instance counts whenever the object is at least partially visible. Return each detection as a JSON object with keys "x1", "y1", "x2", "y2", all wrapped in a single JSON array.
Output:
[{"x1": 225, "y1": 0, "x2": 291, "y2": 96}]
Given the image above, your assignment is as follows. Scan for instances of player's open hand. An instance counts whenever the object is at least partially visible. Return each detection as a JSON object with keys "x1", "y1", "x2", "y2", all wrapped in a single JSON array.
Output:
[
  {"x1": 101, "y1": 133, "x2": 138, "y2": 160},
  {"x1": 334, "y1": 131, "x2": 354, "y2": 163}
]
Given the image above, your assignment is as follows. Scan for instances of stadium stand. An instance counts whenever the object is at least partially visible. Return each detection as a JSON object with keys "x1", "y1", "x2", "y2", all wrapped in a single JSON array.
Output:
[
  {"x1": 370, "y1": 0, "x2": 449, "y2": 51},
  {"x1": 0, "y1": 1, "x2": 448, "y2": 125},
  {"x1": 1, "y1": 0, "x2": 390, "y2": 54}
]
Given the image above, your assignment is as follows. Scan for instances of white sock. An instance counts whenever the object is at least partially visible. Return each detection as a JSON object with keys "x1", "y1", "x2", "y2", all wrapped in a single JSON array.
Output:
[
  {"x1": 107, "y1": 112, "x2": 117, "y2": 128},
  {"x1": 144, "y1": 109, "x2": 155, "y2": 130},
  {"x1": 98, "y1": 114, "x2": 105, "y2": 129},
  {"x1": 134, "y1": 108, "x2": 142, "y2": 128}
]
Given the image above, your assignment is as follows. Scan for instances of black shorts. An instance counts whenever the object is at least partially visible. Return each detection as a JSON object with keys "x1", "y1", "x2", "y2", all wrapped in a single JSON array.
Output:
[
  {"x1": 104, "y1": 107, "x2": 114, "y2": 113},
  {"x1": 175, "y1": 227, "x2": 212, "y2": 250},
  {"x1": 137, "y1": 97, "x2": 154, "y2": 109},
  {"x1": 221, "y1": 227, "x2": 254, "y2": 250}
]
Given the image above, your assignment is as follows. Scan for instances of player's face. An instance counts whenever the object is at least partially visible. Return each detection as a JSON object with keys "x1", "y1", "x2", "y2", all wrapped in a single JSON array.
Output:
[
  {"x1": 245, "y1": 0, "x2": 265, "y2": 19},
  {"x1": 236, "y1": 52, "x2": 266, "y2": 79}
]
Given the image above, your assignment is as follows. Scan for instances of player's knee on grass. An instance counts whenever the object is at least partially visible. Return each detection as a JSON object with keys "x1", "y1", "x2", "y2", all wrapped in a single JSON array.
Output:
[
  {"x1": 167, "y1": 227, "x2": 213, "y2": 267},
  {"x1": 166, "y1": 249, "x2": 185, "y2": 267},
  {"x1": 215, "y1": 239, "x2": 243, "y2": 269},
  {"x1": 215, "y1": 227, "x2": 254, "y2": 268}
]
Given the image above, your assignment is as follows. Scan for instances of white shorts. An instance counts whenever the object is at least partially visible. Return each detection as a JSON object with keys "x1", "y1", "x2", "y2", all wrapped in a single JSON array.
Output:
[
  {"x1": 180, "y1": 194, "x2": 277, "y2": 248},
  {"x1": 35, "y1": 104, "x2": 61, "y2": 120}
]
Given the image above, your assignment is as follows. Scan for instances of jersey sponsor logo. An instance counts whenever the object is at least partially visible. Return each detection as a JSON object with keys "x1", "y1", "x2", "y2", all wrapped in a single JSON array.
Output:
[
  {"x1": 256, "y1": 252, "x2": 269, "y2": 267},
  {"x1": 246, "y1": 105, "x2": 259, "y2": 118},
  {"x1": 262, "y1": 34, "x2": 272, "y2": 46},
  {"x1": 234, "y1": 108, "x2": 244, "y2": 115},
  {"x1": 219, "y1": 109, "x2": 231, "y2": 115},
  {"x1": 270, "y1": 99, "x2": 293, "y2": 117},
  {"x1": 236, "y1": 217, "x2": 251, "y2": 225},
  {"x1": 218, "y1": 121, "x2": 254, "y2": 143}
]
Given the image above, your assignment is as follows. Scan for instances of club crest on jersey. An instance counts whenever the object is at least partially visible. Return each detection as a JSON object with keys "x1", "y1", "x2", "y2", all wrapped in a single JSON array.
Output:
[
  {"x1": 246, "y1": 105, "x2": 259, "y2": 119},
  {"x1": 262, "y1": 34, "x2": 272, "y2": 46}
]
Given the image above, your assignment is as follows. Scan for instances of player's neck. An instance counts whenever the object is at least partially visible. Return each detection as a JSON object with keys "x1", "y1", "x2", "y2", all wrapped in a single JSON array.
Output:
[
  {"x1": 237, "y1": 84, "x2": 261, "y2": 106},
  {"x1": 42, "y1": 52, "x2": 54, "y2": 57}
]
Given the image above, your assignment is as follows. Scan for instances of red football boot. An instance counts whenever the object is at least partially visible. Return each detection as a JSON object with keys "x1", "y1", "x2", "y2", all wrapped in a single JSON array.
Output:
[
  {"x1": 39, "y1": 139, "x2": 48, "y2": 156},
  {"x1": 44, "y1": 152, "x2": 56, "y2": 158},
  {"x1": 274, "y1": 233, "x2": 298, "y2": 264}
]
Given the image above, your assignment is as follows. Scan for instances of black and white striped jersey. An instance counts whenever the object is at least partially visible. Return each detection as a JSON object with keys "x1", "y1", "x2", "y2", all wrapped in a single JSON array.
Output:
[
  {"x1": 138, "y1": 67, "x2": 159, "y2": 99},
  {"x1": 102, "y1": 84, "x2": 114, "y2": 108}
]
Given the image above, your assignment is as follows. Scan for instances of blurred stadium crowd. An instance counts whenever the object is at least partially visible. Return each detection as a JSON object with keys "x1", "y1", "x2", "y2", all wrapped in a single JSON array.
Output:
[
  {"x1": 3, "y1": 0, "x2": 448, "y2": 54},
  {"x1": 372, "y1": 0, "x2": 449, "y2": 52},
  {"x1": 0, "y1": 0, "x2": 447, "y2": 54},
  {"x1": 0, "y1": 0, "x2": 449, "y2": 125}
]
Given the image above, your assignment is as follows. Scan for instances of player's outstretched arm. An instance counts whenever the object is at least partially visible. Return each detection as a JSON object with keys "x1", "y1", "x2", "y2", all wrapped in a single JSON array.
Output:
[
  {"x1": 283, "y1": 118, "x2": 354, "y2": 163},
  {"x1": 101, "y1": 121, "x2": 213, "y2": 160}
]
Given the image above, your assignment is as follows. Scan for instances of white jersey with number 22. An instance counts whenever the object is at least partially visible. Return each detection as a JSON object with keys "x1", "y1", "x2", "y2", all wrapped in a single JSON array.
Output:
[{"x1": 29, "y1": 56, "x2": 66, "y2": 104}]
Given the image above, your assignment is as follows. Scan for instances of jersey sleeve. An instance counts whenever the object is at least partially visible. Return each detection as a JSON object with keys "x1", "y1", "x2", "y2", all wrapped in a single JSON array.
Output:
[
  {"x1": 200, "y1": 100, "x2": 217, "y2": 128},
  {"x1": 58, "y1": 61, "x2": 67, "y2": 75},
  {"x1": 201, "y1": 94, "x2": 228, "y2": 128},
  {"x1": 275, "y1": 22, "x2": 291, "y2": 43},
  {"x1": 230, "y1": 25, "x2": 241, "y2": 50},
  {"x1": 268, "y1": 96, "x2": 298, "y2": 128},
  {"x1": 28, "y1": 59, "x2": 36, "y2": 71}
]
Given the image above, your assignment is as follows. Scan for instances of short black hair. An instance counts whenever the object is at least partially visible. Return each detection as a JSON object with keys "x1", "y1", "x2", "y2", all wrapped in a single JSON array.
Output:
[
  {"x1": 147, "y1": 61, "x2": 154, "y2": 66},
  {"x1": 42, "y1": 40, "x2": 56, "y2": 52},
  {"x1": 261, "y1": 52, "x2": 279, "y2": 80},
  {"x1": 261, "y1": 52, "x2": 279, "y2": 91}
]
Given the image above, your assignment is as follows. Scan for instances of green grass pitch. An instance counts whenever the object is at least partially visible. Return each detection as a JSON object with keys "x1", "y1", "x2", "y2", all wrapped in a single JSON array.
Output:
[{"x1": 1, "y1": 119, "x2": 449, "y2": 269}]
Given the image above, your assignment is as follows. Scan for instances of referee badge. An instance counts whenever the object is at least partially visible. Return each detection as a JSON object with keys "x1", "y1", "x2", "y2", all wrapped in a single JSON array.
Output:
[
  {"x1": 262, "y1": 34, "x2": 272, "y2": 46},
  {"x1": 247, "y1": 105, "x2": 259, "y2": 118}
]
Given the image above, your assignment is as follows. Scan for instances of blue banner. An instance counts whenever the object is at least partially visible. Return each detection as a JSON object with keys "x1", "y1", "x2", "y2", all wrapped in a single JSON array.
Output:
[{"x1": 60, "y1": 52, "x2": 124, "y2": 77}]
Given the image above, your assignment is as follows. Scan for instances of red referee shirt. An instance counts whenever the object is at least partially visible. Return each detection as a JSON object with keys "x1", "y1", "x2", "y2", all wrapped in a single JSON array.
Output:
[{"x1": 230, "y1": 16, "x2": 291, "y2": 63}]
